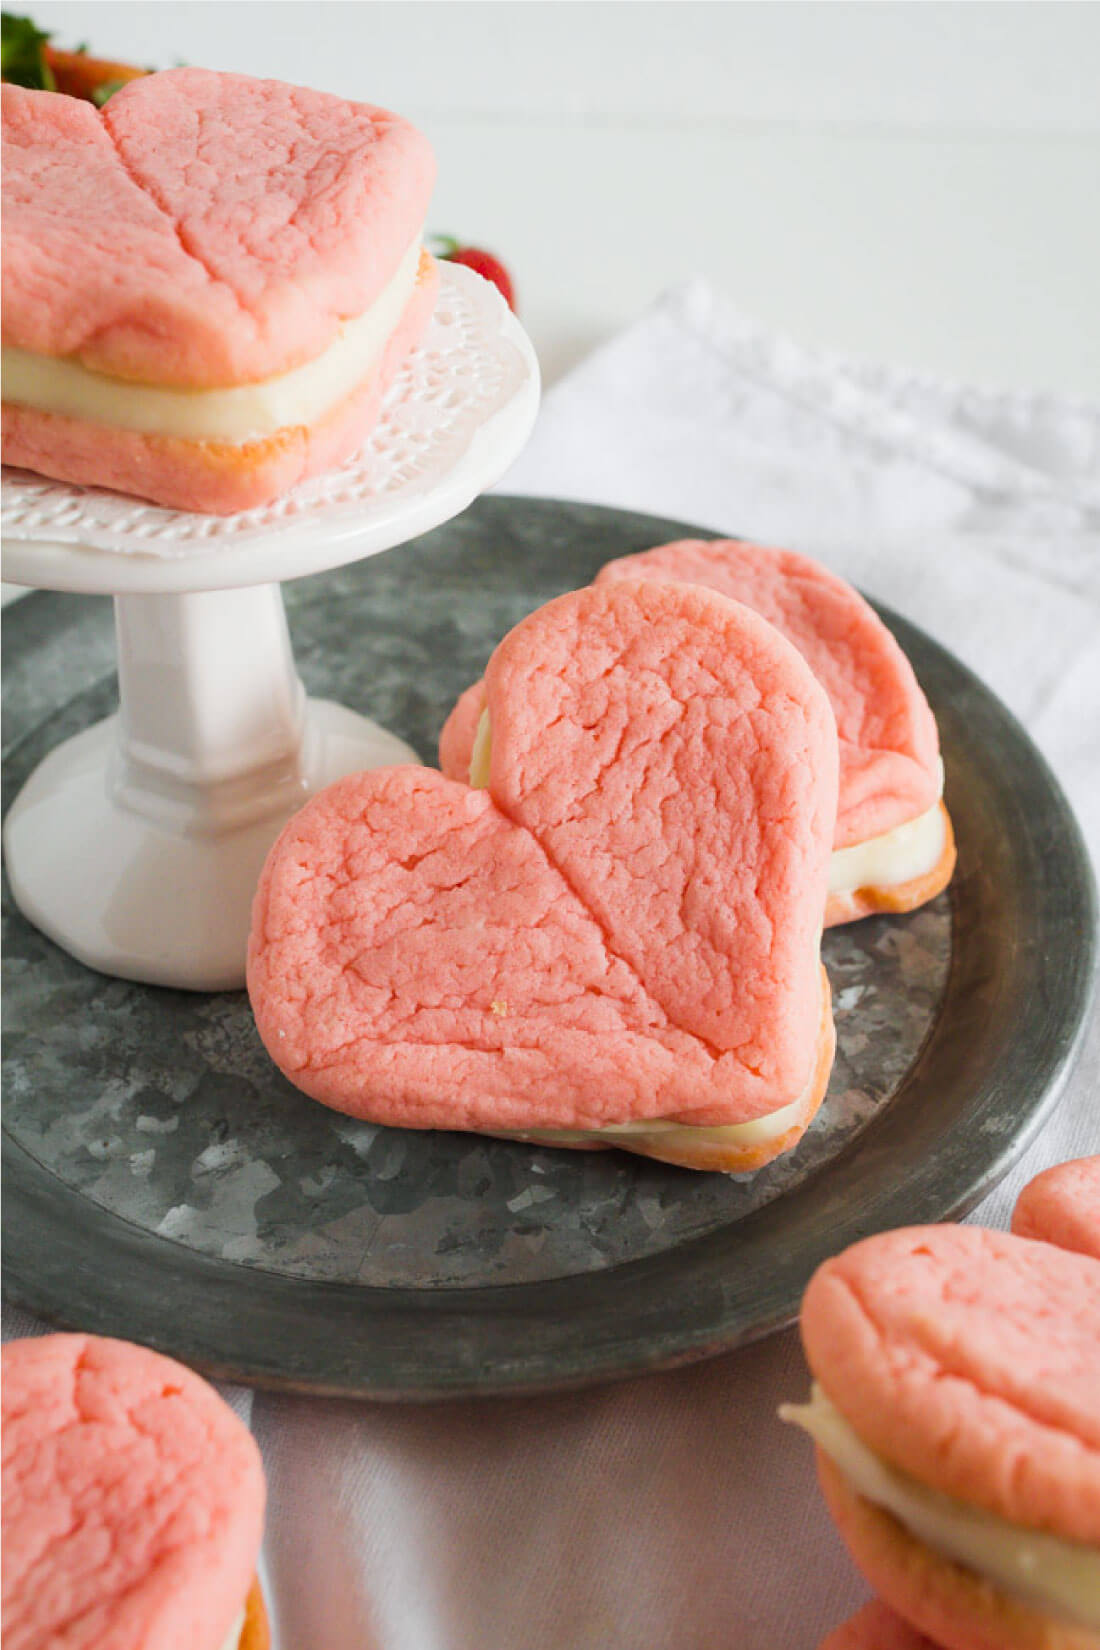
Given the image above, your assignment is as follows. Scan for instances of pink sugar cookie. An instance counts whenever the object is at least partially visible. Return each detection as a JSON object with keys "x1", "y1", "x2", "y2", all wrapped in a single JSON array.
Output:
[
  {"x1": 439, "y1": 539, "x2": 954, "y2": 926},
  {"x1": 595, "y1": 542, "x2": 941, "y2": 849},
  {"x1": 821, "y1": 1601, "x2": 943, "y2": 1650},
  {"x1": 2, "y1": 70, "x2": 434, "y2": 385},
  {"x1": 1013, "y1": 1158, "x2": 1100, "y2": 1264},
  {"x1": 2, "y1": 1334, "x2": 267, "y2": 1650},
  {"x1": 249, "y1": 580, "x2": 838, "y2": 1171},
  {"x1": 2, "y1": 70, "x2": 436, "y2": 512},
  {"x1": 786, "y1": 1226, "x2": 1100, "y2": 1650},
  {"x1": 438, "y1": 678, "x2": 486, "y2": 787}
]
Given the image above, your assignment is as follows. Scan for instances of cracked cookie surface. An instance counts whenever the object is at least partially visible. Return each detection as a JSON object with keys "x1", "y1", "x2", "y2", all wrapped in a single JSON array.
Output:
[
  {"x1": 249, "y1": 581, "x2": 837, "y2": 1150},
  {"x1": 2, "y1": 1333, "x2": 265, "y2": 1650}
]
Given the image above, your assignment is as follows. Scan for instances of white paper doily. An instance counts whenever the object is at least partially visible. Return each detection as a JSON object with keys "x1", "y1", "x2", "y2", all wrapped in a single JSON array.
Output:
[{"x1": 1, "y1": 263, "x2": 540, "y2": 594}]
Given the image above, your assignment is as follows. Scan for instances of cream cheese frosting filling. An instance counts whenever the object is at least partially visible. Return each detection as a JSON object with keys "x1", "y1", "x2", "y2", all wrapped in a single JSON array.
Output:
[
  {"x1": 499, "y1": 1081, "x2": 811, "y2": 1152},
  {"x1": 1, "y1": 235, "x2": 423, "y2": 444},
  {"x1": 472, "y1": 712, "x2": 945, "y2": 900},
  {"x1": 468, "y1": 707, "x2": 493, "y2": 791},
  {"x1": 830, "y1": 760, "x2": 946, "y2": 896},
  {"x1": 781, "y1": 1383, "x2": 1100, "y2": 1632},
  {"x1": 218, "y1": 1607, "x2": 246, "y2": 1650}
]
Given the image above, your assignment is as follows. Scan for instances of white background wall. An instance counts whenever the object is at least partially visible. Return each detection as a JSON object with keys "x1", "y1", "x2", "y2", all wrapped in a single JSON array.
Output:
[{"x1": 17, "y1": 2, "x2": 1100, "y2": 391}]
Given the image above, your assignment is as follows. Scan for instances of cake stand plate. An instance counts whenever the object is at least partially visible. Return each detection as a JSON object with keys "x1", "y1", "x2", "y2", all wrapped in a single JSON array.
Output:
[
  {"x1": 3, "y1": 498, "x2": 1094, "y2": 1399},
  {"x1": 1, "y1": 264, "x2": 539, "y2": 989}
]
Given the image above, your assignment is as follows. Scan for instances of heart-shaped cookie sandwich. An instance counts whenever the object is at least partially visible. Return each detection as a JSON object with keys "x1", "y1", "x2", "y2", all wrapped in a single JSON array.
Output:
[
  {"x1": 249, "y1": 579, "x2": 838, "y2": 1172},
  {"x1": 440, "y1": 539, "x2": 954, "y2": 926},
  {"x1": 1013, "y1": 1157, "x2": 1100, "y2": 1264},
  {"x1": 1, "y1": 68, "x2": 436, "y2": 513},
  {"x1": 783, "y1": 1226, "x2": 1100, "y2": 1650},
  {"x1": 2, "y1": 1333, "x2": 267, "y2": 1650}
]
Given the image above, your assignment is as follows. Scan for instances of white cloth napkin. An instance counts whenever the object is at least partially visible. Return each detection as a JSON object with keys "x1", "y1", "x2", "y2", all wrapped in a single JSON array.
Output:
[{"x1": 5, "y1": 283, "x2": 1099, "y2": 1650}]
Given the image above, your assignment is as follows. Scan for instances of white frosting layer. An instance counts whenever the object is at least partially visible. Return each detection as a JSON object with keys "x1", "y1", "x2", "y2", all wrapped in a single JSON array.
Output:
[
  {"x1": 468, "y1": 707, "x2": 492, "y2": 790},
  {"x1": 218, "y1": 1607, "x2": 245, "y2": 1650},
  {"x1": 829, "y1": 797, "x2": 945, "y2": 895},
  {"x1": 504, "y1": 1085, "x2": 808, "y2": 1153},
  {"x1": 781, "y1": 1384, "x2": 1100, "y2": 1631},
  {"x1": 1, "y1": 236, "x2": 422, "y2": 444}
]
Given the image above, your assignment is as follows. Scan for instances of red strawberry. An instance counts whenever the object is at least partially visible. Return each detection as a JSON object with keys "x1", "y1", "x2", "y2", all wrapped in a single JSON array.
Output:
[{"x1": 429, "y1": 236, "x2": 516, "y2": 312}]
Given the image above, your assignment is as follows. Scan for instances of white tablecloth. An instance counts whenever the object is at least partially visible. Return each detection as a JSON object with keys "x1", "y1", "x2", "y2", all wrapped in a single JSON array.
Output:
[{"x1": 5, "y1": 284, "x2": 1099, "y2": 1650}]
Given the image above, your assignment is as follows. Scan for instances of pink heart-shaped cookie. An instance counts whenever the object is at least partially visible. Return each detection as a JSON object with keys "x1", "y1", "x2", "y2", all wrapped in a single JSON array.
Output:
[
  {"x1": 2, "y1": 1334, "x2": 267, "y2": 1650},
  {"x1": 784, "y1": 1226, "x2": 1100, "y2": 1650},
  {"x1": 1012, "y1": 1156, "x2": 1100, "y2": 1263},
  {"x1": 2, "y1": 70, "x2": 436, "y2": 511},
  {"x1": 440, "y1": 539, "x2": 955, "y2": 926},
  {"x1": 249, "y1": 580, "x2": 838, "y2": 1171}
]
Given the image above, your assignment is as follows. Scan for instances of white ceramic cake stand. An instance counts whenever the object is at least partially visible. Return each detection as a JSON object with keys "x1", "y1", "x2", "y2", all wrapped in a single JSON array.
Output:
[{"x1": 2, "y1": 264, "x2": 539, "y2": 990}]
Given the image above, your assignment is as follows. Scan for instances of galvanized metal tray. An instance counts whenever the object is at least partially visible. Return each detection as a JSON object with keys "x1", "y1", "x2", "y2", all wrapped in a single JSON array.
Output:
[{"x1": 3, "y1": 497, "x2": 1094, "y2": 1397}]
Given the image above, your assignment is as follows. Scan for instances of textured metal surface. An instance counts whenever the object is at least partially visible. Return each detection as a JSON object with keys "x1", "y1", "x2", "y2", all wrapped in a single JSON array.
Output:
[
  {"x1": 1, "y1": 907, "x2": 949, "y2": 1289},
  {"x1": 3, "y1": 497, "x2": 1095, "y2": 1396}
]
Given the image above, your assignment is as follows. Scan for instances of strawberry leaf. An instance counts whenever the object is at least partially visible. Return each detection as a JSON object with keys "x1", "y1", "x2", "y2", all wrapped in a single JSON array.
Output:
[{"x1": 1, "y1": 11, "x2": 55, "y2": 89}]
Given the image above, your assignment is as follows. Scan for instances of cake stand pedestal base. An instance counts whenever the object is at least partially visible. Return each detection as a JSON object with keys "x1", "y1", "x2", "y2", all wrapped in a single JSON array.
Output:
[{"x1": 3, "y1": 585, "x2": 416, "y2": 991}]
